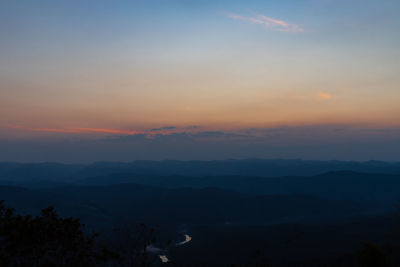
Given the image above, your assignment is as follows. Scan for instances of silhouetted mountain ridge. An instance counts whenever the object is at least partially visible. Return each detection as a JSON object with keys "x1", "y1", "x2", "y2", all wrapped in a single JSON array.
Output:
[
  {"x1": 0, "y1": 183, "x2": 363, "y2": 228},
  {"x1": 73, "y1": 171, "x2": 400, "y2": 212},
  {"x1": 2, "y1": 159, "x2": 400, "y2": 185}
]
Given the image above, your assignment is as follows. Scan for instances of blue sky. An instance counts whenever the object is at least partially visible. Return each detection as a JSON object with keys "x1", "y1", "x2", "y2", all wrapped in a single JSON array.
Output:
[{"x1": 1, "y1": 0, "x2": 399, "y2": 161}]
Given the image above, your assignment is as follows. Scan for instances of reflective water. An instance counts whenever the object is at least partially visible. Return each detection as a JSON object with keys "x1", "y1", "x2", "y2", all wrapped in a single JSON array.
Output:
[
  {"x1": 159, "y1": 255, "x2": 169, "y2": 263},
  {"x1": 158, "y1": 234, "x2": 192, "y2": 263},
  {"x1": 177, "y1": 234, "x2": 192, "y2": 246}
]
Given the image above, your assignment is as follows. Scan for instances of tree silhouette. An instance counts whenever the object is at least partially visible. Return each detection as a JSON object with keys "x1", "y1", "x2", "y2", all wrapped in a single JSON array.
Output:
[
  {"x1": 357, "y1": 242, "x2": 387, "y2": 267},
  {"x1": 0, "y1": 200, "x2": 117, "y2": 267}
]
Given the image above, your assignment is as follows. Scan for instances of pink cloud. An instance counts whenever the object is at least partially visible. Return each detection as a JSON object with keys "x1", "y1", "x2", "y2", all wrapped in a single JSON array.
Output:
[
  {"x1": 7, "y1": 125, "x2": 200, "y2": 136},
  {"x1": 317, "y1": 92, "x2": 333, "y2": 100},
  {"x1": 7, "y1": 126, "x2": 147, "y2": 135}
]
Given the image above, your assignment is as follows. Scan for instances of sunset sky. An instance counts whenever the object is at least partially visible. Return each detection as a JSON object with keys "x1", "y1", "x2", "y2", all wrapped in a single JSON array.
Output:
[{"x1": 1, "y1": 0, "x2": 399, "y2": 162}]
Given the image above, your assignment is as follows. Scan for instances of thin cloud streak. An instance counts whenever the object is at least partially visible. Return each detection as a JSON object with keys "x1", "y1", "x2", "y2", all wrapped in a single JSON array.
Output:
[
  {"x1": 226, "y1": 13, "x2": 304, "y2": 33},
  {"x1": 9, "y1": 126, "x2": 147, "y2": 135},
  {"x1": 7, "y1": 125, "x2": 201, "y2": 136}
]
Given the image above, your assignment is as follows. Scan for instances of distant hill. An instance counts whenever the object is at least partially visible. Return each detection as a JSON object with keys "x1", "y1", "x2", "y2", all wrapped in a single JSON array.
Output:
[
  {"x1": 1, "y1": 160, "x2": 399, "y2": 266},
  {"x1": 1, "y1": 160, "x2": 400, "y2": 214},
  {"x1": 0, "y1": 183, "x2": 362, "y2": 228},
  {"x1": 76, "y1": 171, "x2": 400, "y2": 212},
  {"x1": 1, "y1": 159, "x2": 400, "y2": 186}
]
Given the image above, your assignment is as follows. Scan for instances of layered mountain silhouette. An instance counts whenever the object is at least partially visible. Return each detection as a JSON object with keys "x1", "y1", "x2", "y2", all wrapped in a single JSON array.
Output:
[{"x1": 1, "y1": 160, "x2": 400, "y2": 265}]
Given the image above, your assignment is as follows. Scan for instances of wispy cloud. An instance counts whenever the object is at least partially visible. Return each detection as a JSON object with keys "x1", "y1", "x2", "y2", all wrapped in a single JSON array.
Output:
[
  {"x1": 8, "y1": 125, "x2": 202, "y2": 137},
  {"x1": 317, "y1": 92, "x2": 333, "y2": 100},
  {"x1": 150, "y1": 126, "x2": 177, "y2": 132},
  {"x1": 20, "y1": 127, "x2": 147, "y2": 135},
  {"x1": 225, "y1": 13, "x2": 304, "y2": 33}
]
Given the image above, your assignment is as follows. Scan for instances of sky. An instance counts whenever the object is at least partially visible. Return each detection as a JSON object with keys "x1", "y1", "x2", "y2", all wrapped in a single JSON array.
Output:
[{"x1": 1, "y1": 0, "x2": 400, "y2": 162}]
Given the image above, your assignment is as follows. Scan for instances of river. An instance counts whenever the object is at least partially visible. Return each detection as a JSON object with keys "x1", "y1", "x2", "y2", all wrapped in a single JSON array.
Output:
[{"x1": 158, "y1": 234, "x2": 192, "y2": 263}]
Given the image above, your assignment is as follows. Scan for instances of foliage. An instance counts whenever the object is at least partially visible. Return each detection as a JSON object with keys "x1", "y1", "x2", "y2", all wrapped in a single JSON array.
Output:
[
  {"x1": 357, "y1": 242, "x2": 387, "y2": 267},
  {"x1": 0, "y1": 200, "x2": 116, "y2": 267}
]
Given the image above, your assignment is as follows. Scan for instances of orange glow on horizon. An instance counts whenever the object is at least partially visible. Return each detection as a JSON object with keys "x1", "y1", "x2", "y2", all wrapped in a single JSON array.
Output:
[{"x1": 10, "y1": 126, "x2": 148, "y2": 135}]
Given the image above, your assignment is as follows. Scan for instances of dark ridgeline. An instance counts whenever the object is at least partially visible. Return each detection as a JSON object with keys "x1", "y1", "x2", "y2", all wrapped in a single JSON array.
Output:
[
  {"x1": 0, "y1": 159, "x2": 400, "y2": 266},
  {"x1": 1, "y1": 159, "x2": 400, "y2": 185}
]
